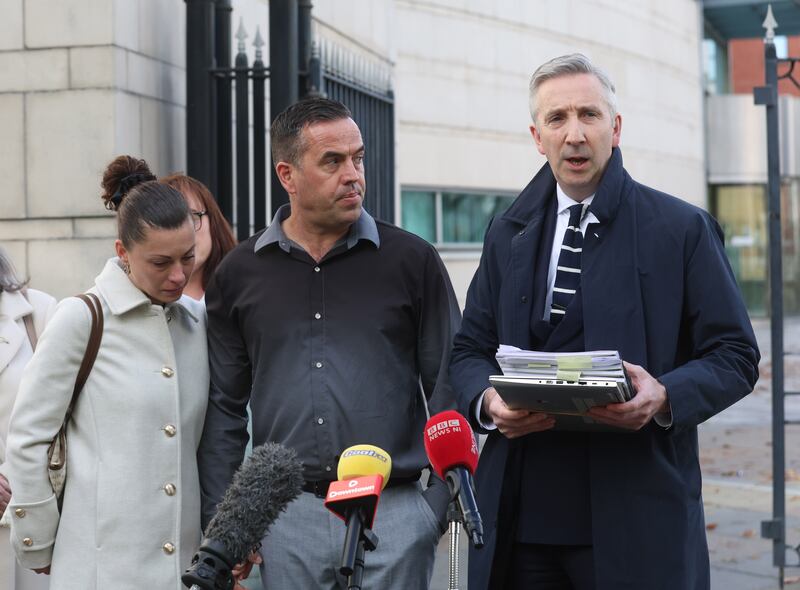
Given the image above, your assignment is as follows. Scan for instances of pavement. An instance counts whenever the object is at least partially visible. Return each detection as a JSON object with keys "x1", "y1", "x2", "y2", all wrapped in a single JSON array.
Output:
[{"x1": 695, "y1": 316, "x2": 800, "y2": 590}]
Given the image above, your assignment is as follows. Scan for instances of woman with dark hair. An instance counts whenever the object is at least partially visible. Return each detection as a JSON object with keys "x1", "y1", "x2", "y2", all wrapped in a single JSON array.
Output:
[
  {"x1": 0, "y1": 248, "x2": 55, "y2": 590},
  {"x1": 5, "y1": 156, "x2": 208, "y2": 589},
  {"x1": 161, "y1": 174, "x2": 236, "y2": 301}
]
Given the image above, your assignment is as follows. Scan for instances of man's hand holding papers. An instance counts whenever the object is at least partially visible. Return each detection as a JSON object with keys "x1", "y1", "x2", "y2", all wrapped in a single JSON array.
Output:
[
  {"x1": 588, "y1": 362, "x2": 671, "y2": 431},
  {"x1": 482, "y1": 387, "x2": 555, "y2": 438},
  {"x1": 487, "y1": 346, "x2": 672, "y2": 432}
]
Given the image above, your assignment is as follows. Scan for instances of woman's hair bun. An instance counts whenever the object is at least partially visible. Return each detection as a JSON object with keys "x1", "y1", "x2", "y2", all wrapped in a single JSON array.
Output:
[{"x1": 100, "y1": 155, "x2": 157, "y2": 211}]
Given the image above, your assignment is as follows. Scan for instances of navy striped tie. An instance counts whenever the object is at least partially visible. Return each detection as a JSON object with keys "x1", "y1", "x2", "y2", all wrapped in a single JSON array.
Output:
[{"x1": 550, "y1": 203, "x2": 587, "y2": 325}]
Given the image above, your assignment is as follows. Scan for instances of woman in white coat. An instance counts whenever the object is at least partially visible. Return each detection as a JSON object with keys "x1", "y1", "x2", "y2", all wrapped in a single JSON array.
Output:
[
  {"x1": 5, "y1": 156, "x2": 209, "y2": 589},
  {"x1": 0, "y1": 248, "x2": 56, "y2": 590}
]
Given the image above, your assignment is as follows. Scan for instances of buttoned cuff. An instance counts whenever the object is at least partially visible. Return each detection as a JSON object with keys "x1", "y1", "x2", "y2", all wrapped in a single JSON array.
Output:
[
  {"x1": 9, "y1": 494, "x2": 59, "y2": 569},
  {"x1": 475, "y1": 388, "x2": 498, "y2": 431}
]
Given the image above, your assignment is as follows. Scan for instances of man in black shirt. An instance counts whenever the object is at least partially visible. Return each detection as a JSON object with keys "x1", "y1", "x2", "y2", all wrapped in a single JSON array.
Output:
[{"x1": 198, "y1": 97, "x2": 461, "y2": 589}]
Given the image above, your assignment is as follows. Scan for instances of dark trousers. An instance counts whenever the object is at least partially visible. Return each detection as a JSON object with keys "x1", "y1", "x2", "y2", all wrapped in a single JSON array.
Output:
[{"x1": 507, "y1": 543, "x2": 596, "y2": 590}]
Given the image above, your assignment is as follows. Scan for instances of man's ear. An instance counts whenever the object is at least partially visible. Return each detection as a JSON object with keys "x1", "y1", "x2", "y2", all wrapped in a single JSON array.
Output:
[
  {"x1": 529, "y1": 124, "x2": 546, "y2": 156},
  {"x1": 275, "y1": 161, "x2": 295, "y2": 195},
  {"x1": 611, "y1": 113, "x2": 622, "y2": 148}
]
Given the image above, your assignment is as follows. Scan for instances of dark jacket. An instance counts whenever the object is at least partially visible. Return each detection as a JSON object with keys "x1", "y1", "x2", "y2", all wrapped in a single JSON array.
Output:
[{"x1": 450, "y1": 148, "x2": 760, "y2": 590}]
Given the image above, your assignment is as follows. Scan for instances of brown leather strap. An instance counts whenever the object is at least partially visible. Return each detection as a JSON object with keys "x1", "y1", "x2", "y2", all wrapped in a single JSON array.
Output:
[
  {"x1": 19, "y1": 289, "x2": 38, "y2": 351},
  {"x1": 48, "y1": 293, "x2": 104, "y2": 471},
  {"x1": 65, "y1": 293, "x2": 103, "y2": 425}
]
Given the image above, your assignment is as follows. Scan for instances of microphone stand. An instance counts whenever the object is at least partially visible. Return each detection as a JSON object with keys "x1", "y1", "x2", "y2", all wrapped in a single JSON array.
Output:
[
  {"x1": 447, "y1": 500, "x2": 462, "y2": 590},
  {"x1": 341, "y1": 509, "x2": 379, "y2": 590}
]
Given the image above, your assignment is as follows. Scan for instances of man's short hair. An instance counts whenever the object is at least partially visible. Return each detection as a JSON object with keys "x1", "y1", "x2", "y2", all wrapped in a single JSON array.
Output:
[
  {"x1": 270, "y1": 97, "x2": 353, "y2": 166},
  {"x1": 528, "y1": 53, "x2": 617, "y2": 123}
]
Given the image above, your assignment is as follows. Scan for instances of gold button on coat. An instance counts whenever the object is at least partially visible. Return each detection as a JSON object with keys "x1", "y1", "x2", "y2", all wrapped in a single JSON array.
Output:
[
  {"x1": 163, "y1": 424, "x2": 177, "y2": 437},
  {"x1": 164, "y1": 483, "x2": 177, "y2": 496},
  {"x1": 163, "y1": 542, "x2": 175, "y2": 554},
  {"x1": 161, "y1": 367, "x2": 174, "y2": 378},
  {"x1": 22, "y1": 538, "x2": 33, "y2": 547},
  {"x1": 14, "y1": 508, "x2": 26, "y2": 518}
]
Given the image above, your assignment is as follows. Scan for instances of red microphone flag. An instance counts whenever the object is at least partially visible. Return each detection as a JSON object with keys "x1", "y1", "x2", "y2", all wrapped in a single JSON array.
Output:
[{"x1": 423, "y1": 410, "x2": 479, "y2": 479}]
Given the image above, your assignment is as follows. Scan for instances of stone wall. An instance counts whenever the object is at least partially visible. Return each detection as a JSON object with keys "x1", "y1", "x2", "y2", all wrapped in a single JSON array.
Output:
[{"x1": 0, "y1": 0, "x2": 185, "y2": 297}]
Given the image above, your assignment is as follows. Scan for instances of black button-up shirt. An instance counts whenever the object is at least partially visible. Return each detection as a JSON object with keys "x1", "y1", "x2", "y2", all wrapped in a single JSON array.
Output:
[{"x1": 198, "y1": 206, "x2": 460, "y2": 524}]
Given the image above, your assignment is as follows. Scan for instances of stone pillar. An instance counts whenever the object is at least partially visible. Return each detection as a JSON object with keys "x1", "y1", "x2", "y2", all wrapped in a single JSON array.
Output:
[{"x1": 0, "y1": 0, "x2": 186, "y2": 298}]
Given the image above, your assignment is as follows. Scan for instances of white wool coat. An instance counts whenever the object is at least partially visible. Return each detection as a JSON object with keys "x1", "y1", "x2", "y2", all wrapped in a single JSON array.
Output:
[
  {"x1": 0, "y1": 287, "x2": 56, "y2": 590},
  {"x1": 0, "y1": 288, "x2": 56, "y2": 476},
  {"x1": 5, "y1": 259, "x2": 208, "y2": 589}
]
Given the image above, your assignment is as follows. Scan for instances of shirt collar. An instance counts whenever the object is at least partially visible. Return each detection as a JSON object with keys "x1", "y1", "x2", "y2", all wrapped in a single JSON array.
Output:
[
  {"x1": 555, "y1": 184, "x2": 595, "y2": 215},
  {"x1": 254, "y1": 204, "x2": 381, "y2": 253}
]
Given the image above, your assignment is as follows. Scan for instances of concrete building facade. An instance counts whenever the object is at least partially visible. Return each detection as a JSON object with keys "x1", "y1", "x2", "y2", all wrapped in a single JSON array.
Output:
[{"x1": 0, "y1": 0, "x2": 707, "y2": 306}]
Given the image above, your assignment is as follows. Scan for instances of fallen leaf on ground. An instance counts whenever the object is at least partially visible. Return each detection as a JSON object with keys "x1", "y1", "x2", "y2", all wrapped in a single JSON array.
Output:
[
  {"x1": 706, "y1": 523, "x2": 718, "y2": 531},
  {"x1": 741, "y1": 529, "x2": 755, "y2": 538},
  {"x1": 722, "y1": 557, "x2": 738, "y2": 563}
]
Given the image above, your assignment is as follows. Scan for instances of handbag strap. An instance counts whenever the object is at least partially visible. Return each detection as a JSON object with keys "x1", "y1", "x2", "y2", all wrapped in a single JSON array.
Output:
[
  {"x1": 19, "y1": 289, "x2": 38, "y2": 351},
  {"x1": 63, "y1": 293, "x2": 104, "y2": 426}
]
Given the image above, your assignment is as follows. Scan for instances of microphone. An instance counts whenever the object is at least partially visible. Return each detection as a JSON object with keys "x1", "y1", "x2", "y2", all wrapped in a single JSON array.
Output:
[
  {"x1": 182, "y1": 442, "x2": 304, "y2": 590},
  {"x1": 325, "y1": 445, "x2": 392, "y2": 583},
  {"x1": 423, "y1": 410, "x2": 484, "y2": 548}
]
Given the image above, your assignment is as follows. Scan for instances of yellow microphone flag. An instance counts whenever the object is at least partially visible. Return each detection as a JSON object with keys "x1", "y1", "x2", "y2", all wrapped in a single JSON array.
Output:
[{"x1": 337, "y1": 444, "x2": 392, "y2": 490}]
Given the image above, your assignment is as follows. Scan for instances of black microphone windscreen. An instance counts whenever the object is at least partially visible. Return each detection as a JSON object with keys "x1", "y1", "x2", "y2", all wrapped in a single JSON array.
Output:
[{"x1": 203, "y1": 442, "x2": 303, "y2": 563}]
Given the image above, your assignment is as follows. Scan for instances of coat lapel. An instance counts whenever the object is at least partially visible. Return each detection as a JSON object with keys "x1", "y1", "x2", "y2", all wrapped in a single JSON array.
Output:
[
  {"x1": 502, "y1": 161, "x2": 558, "y2": 348},
  {"x1": 0, "y1": 291, "x2": 32, "y2": 373},
  {"x1": 581, "y1": 148, "x2": 648, "y2": 366},
  {"x1": 94, "y1": 258, "x2": 152, "y2": 316}
]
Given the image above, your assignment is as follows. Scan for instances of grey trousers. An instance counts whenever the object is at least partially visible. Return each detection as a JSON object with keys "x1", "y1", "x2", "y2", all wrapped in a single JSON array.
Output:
[{"x1": 258, "y1": 482, "x2": 441, "y2": 590}]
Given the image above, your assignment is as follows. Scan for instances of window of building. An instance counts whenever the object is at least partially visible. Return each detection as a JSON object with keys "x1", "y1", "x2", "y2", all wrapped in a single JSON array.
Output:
[
  {"x1": 702, "y1": 38, "x2": 729, "y2": 95},
  {"x1": 710, "y1": 181, "x2": 800, "y2": 316},
  {"x1": 401, "y1": 188, "x2": 516, "y2": 247},
  {"x1": 775, "y1": 35, "x2": 789, "y2": 59}
]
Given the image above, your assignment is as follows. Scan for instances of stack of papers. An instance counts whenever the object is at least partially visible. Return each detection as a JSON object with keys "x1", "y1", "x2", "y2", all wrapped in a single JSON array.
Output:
[{"x1": 489, "y1": 345, "x2": 635, "y2": 431}]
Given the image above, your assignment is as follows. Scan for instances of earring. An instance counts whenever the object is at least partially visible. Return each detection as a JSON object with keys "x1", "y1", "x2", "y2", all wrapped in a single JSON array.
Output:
[{"x1": 121, "y1": 260, "x2": 130, "y2": 275}]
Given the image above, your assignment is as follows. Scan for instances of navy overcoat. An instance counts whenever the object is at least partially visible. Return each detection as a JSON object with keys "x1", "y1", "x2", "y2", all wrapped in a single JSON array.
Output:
[{"x1": 450, "y1": 149, "x2": 760, "y2": 590}]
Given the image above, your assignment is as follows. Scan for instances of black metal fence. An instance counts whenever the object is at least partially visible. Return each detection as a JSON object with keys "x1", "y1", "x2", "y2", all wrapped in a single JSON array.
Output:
[
  {"x1": 756, "y1": 10, "x2": 800, "y2": 587},
  {"x1": 312, "y1": 39, "x2": 396, "y2": 223},
  {"x1": 186, "y1": 0, "x2": 396, "y2": 240},
  {"x1": 209, "y1": 21, "x2": 269, "y2": 241}
]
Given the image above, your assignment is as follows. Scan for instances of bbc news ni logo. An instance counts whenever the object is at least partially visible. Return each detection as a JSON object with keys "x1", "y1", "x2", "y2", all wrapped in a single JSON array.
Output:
[{"x1": 427, "y1": 419, "x2": 461, "y2": 437}]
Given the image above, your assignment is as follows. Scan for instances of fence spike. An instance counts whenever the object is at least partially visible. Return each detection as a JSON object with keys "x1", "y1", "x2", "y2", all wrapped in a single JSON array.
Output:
[
  {"x1": 763, "y1": 4, "x2": 778, "y2": 42},
  {"x1": 253, "y1": 26, "x2": 265, "y2": 60},
  {"x1": 236, "y1": 17, "x2": 248, "y2": 54}
]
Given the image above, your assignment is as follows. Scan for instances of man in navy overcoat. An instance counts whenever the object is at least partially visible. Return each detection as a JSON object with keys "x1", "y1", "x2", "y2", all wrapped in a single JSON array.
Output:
[{"x1": 450, "y1": 54, "x2": 760, "y2": 589}]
